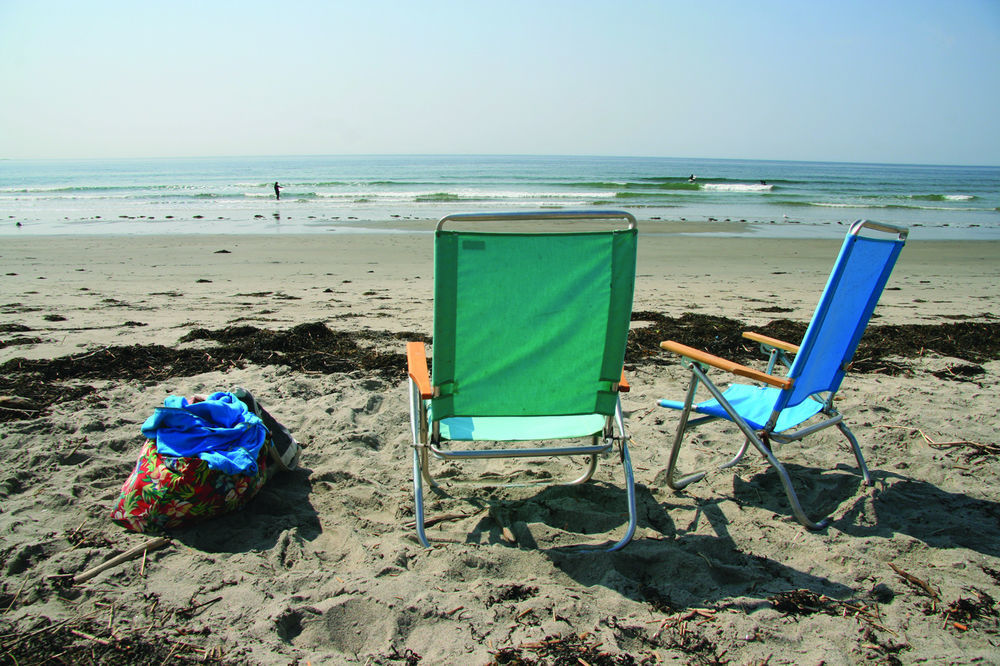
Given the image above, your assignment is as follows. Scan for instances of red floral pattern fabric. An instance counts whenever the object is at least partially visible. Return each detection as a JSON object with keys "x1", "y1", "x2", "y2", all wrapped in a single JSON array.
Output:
[{"x1": 110, "y1": 439, "x2": 270, "y2": 533}]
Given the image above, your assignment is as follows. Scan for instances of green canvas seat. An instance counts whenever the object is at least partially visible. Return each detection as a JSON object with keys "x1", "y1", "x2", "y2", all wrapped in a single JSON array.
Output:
[
  {"x1": 657, "y1": 220, "x2": 907, "y2": 528},
  {"x1": 407, "y1": 210, "x2": 639, "y2": 550}
]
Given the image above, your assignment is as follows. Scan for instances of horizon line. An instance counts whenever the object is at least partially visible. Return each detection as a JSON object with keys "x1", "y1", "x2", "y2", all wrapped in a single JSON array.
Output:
[{"x1": 1, "y1": 153, "x2": 999, "y2": 169}]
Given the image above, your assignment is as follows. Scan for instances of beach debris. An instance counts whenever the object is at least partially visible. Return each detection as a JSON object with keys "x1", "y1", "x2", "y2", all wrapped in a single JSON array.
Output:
[
  {"x1": 72, "y1": 537, "x2": 171, "y2": 585},
  {"x1": 638, "y1": 584, "x2": 676, "y2": 614},
  {"x1": 768, "y1": 589, "x2": 895, "y2": 635},
  {"x1": 0, "y1": 615, "x2": 226, "y2": 664},
  {"x1": 645, "y1": 608, "x2": 718, "y2": 647},
  {"x1": 939, "y1": 590, "x2": 998, "y2": 631},
  {"x1": 175, "y1": 595, "x2": 223, "y2": 620},
  {"x1": 0, "y1": 395, "x2": 41, "y2": 413},
  {"x1": 490, "y1": 632, "x2": 651, "y2": 666},
  {"x1": 768, "y1": 589, "x2": 835, "y2": 616},
  {"x1": 379, "y1": 645, "x2": 423, "y2": 664},
  {"x1": 485, "y1": 584, "x2": 539, "y2": 607},
  {"x1": 65, "y1": 526, "x2": 112, "y2": 551},
  {"x1": 1, "y1": 579, "x2": 28, "y2": 614},
  {"x1": 881, "y1": 425, "x2": 999, "y2": 460},
  {"x1": 404, "y1": 510, "x2": 484, "y2": 530},
  {"x1": 931, "y1": 363, "x2": 986, "y2": 382},
  {"x1": 888, "y1": 563, "x2": 940, "y2": 601},
  {"x1": 611, "y1": 615, "x2": 708, "y2": 658}
]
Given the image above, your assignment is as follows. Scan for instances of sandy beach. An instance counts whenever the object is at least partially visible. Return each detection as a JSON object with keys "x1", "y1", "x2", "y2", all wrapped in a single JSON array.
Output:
[{"x1": 2, "y1": 225, "x2": 999, "y2": 664}]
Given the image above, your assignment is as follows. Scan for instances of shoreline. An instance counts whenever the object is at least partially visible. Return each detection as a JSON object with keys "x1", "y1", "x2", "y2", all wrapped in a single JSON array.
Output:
[
  {"x1": 4, "y1": 213, "x2": 1000, "y2": 240},
  {"x1": 2, "y1": 232, "x2": 997, "y2": 363}
]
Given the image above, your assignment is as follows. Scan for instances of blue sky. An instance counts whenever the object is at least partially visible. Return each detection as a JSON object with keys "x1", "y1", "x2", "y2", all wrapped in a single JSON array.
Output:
[{"x1": 1, "y1": 0, "x2": 998, "y2": 164}]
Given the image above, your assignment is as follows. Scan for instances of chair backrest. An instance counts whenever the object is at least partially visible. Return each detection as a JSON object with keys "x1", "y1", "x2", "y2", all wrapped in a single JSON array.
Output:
[
  {"x1": 430, "y1": 211, "x2": 637, "y2": 420},
  {"x1": 776, "y1": 220, "x2": 907, "y2": 411}
]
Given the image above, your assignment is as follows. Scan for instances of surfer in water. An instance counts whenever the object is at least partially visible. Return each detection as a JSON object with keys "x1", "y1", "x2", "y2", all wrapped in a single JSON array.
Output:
[
  {"x1": 688, "y1": 174, "x2": 697, "y2": 182},
  {"x1": 274, "y1": 182, "x2": 282, "y2": 200}
]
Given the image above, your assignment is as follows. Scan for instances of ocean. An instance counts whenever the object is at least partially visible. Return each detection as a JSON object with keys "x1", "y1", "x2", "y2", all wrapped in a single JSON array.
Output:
[{"x1": 1, "y1": 155, "x2": 998, "y2": 238}]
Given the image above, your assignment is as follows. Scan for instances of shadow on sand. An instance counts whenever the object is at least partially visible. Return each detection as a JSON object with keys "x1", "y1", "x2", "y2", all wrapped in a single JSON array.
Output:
[
  {"x1": 435, "y1": 480, "x2": 856, "y2": 610},
  {"x1": 170, "y1": 467, "x2": 321, "y2": 553}
]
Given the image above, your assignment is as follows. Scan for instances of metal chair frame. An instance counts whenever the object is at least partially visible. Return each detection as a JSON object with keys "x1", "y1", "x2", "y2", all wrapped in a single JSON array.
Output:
[{"x1": 660, "y1": 220, "x2": 907, "y2": 529}]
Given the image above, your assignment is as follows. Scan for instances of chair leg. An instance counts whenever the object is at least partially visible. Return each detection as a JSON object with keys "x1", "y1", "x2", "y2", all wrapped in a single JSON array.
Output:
[
  {"x1": 413, "y1": 446, "x2": 430, "y2": 547},
  {"x1": 410, "y1": 378, "x2": 432, "y2": 547},
  {"x1": 690, "y1": 364, "x2": 830, "y2": 530},
  {"x1": 606, "y1": 436, "x2": 638, "y2": 552},
  {"x1": 758, "y1": 446, "x2": 830, "y2": 530},
  {"x1": 410, "y1": 382, "x2": 633, "y2": 549},
  {"x1": 600, "y1": 398, "x2": 637, "y2": 552},
  {"x1": 579, "y1": 399, "x2": 638, "y2": 552},
  {"x1": 720, "y1": 437, "x2": 752, "y2": 469},
  {"x1": 565, "y1": 451, "x2": 599, "y2": 486},
  {"x1": 665, "y1": 372, "x2": 708, "y2": 490},
  {"x1": 837, "y1": 421, "x2": 872, "y2": 486}
]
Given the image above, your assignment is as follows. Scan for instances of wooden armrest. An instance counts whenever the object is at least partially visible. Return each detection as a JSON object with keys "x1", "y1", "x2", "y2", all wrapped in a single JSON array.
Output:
[
  {"x1": 742, "y1": 331, "x2": 800, "y2": 354},
  {"x1": 619, "y1": 370, "x2": 630, "y2": 393},
  {"x1": 660, "y1": 340, "x2": 793, "y2": 390},
  {"x1": 406, "y1": 341, "x2": 433, "y2": 399}
]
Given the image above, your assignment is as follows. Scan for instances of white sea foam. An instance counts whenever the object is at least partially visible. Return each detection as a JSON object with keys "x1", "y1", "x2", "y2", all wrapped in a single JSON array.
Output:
[
  {"x1": 701, "y1": 183, "x2": 773, "y2": 192},
  {"x1": 311, "y1": 189, "x2": 618, "y2": 201},
  {"x1": 944, "y1": 194, "x2": 974, "y2": 201}
]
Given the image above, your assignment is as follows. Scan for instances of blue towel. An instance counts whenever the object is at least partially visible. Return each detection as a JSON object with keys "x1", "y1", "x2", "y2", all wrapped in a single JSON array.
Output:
[{"x1": 141, "y1": 391, "x2": 268, "y2": 475}]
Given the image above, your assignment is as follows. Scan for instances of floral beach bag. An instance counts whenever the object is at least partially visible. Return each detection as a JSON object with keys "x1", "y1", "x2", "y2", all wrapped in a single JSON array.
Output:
[{"x1": 110, "y1": 388, "x2": 299, "y2": 533}]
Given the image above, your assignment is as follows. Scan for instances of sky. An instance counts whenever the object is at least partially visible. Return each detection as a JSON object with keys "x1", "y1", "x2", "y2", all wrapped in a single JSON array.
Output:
[{"x1": 1, "y1": 0, "x2": 998, "y2": 165}]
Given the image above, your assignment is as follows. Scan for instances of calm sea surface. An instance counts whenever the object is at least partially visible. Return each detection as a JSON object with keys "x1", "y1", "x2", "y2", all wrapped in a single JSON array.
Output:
[{"x1": 1, "y1": 155, "x2": 997, "y2": 238}]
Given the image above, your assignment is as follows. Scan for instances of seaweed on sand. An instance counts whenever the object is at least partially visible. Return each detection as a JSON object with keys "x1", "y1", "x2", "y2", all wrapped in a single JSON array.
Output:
[
  {"x1": 0, "y1": 322, "x2": 417, "y2": 423},
  {"x1": 2, "y1": 315, "x2": 998, "y2": 423},
  {"x1": 626, "y1": 312, "x2": 1000, "y2": 373}
]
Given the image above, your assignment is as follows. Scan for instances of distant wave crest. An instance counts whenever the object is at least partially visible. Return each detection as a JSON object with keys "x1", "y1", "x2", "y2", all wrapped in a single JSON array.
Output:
[
  {"x1": 774, "y1": 200, "x2": 992, "y2": 212},
  {"x1": 911, "y1": 193, "x2": 976, "y2": 202},
  {"x1": 701, "y1": 183, "x2": 773, "y2": 192}
]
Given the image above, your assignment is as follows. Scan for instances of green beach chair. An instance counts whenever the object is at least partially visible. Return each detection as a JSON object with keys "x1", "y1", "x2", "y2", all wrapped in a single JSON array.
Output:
[
  {"x1": 657, "y1": 220, "x2": 908, "y2": 529},
  {"x1": 407, "y1": 210, "x2": 639, "y2": 550}
]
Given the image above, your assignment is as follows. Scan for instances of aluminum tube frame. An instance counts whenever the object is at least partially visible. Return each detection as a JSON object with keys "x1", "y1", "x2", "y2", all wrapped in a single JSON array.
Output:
[
  {"x1": 849, "y1": 219, "x2": 908, "y2": 240},
  {"x1": 436, "y1": 209, "x2": 637, "y2": 232},
  {"x1": 411, "y1": 385, "x2": 637, "y2": 550},
  {"x1": 666, "y1": 363, "x2": 831, "y2": 529}
]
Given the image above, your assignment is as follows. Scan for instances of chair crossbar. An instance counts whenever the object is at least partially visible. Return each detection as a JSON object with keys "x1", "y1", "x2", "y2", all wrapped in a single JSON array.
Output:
[
  {"x1": 767, "y1": 414, "x2": 844, "y2": 443},
  {"x1": 429, "y1": 442, "x2": 613, "y2": 460}
]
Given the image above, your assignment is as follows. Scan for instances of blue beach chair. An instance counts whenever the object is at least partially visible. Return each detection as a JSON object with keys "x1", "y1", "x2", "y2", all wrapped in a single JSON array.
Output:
[
  {"x1": 407, "y1": 210, "x2": 639, "y2": 551},
  {"x1": 657, "y1": 220, "x2": 908, "y2": 528}
]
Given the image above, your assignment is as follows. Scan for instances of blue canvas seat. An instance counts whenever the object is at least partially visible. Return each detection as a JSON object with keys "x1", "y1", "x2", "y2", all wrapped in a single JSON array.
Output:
[{"x1": 657, "y1": 220, "x2": 907, "y2": 528}]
